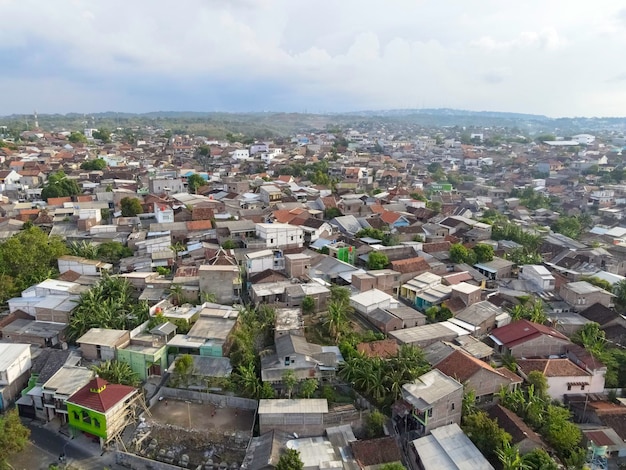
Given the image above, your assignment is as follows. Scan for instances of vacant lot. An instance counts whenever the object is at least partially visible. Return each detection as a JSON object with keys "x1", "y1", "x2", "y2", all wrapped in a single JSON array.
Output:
[{"x1": 149, "y1": 399, "x2": 255, "y2": 433}]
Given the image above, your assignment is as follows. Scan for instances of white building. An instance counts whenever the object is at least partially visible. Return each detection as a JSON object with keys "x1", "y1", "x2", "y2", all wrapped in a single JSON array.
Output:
[
  {"x1": 255, "y1": 223, "x2": 304, "y2": 248},
  {"x1": 245, "y1": 249, "x2": 285, "y2": 274},
  {"x1": 0, "y1": 343, "x2": 32, "y2": 411},
  {"x1": 350, "y1": 289, "x2": 399, "y2": 315},
  {"x1": 58, "y1": 255, "x2": 112, "y2": 276},
  {"x1": 519, "y1": 265, "x2": 556, "y2": 291},
  {"x1": 572, "y1": 134, "x2": 595, "y2": 145},
  {"x1": 232, "y1": 149, "x2": 250, "y2": 160},
  {"x1": 153, "y1": 202, "x2": 174, "y2": 224}
]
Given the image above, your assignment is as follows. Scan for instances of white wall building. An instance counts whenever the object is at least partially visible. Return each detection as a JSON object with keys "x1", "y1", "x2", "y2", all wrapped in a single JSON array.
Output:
[
  {"x1": 255, "y1": 223, "x2": 304, "y2": 248},
  {"x1": 519, "y1": 265, "x2": 556, "y2": 291}
]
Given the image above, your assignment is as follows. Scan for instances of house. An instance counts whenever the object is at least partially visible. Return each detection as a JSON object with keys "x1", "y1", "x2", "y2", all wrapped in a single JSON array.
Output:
[
  {"x1": 452, "y1": 300, "x2": 505, "y2": 336},
  {"x1": 488, "y1": 319, "x2": 571, "y2": 358},
  {"x1": 58, "y1": 255, "x2": 112, "y2": 276},
  {"x1": 517, "y1": 357, "x2": 604, "y2": 401},
  {"x1": 390, "y1": 323, "x2": 460, "y2": 348},
  {"x1": 393, "y1": 369, "x2": 463, "y2": 439},
  {"x1": 245, "y1": 249, "x2": 285, "y2": 275},
  {"x1": 198, "y1": 264, "x2": 242, "y2": 304},
  {"x1": 258, "y1": 399, "x2": 328, "y2": 437},
  {"x1": 409, "y1": 423, "x2": 494, "y2": 470},
  {"x1": 66, "y1": 377, "x2": 140, "y2": 448},
  {"x1": 259, "y1": 185, "x2": 282, "y2": 204},
  {"x1": 255, "y1": 223, "x2": 304, "y2": 248},
  {"x1": 76, "y1": 328, "x2": 130, "y2": 361},
  {"x1": 519, "y1": 265, "x2": 556, "y2": 291},
  {"x1": 349, "y1": 289, "x2": 399, "y2": 316},
  {"x1": 0, "y1": 343, "x2": 32, "y2": 411},
  {"x1": 168, "y1": 308, "x2": 237, "y2": 357},
  {"x1": 434, "y1": 350, "x2": 521, "y2": 403},
  {"x1": 0, "y1": 318, "x2": 66, "y2": 348},
  {"x1": 486, "y1": 405, "x2": 544, "y2": 455},
  {"x1": 41, "y1": 365, "x2": 94, "y2": 423},
  {"x1": 560, "y1": 281, "x2": 615, "y2": 312},
  {"x1": 473, "y1": 257, "x2": 514, "y2": 281},
  {"x1": 274, "y1": 308, "x2": 304, "y2": 339},
  {"x1": 261, "y1": 334, "x2": 340, "y2": 385}
]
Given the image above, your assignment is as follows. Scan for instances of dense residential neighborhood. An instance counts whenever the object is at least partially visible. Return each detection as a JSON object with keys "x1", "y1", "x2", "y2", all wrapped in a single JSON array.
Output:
[{"x1": 2, "y1": 115, "x2": 626, "y2": 470}]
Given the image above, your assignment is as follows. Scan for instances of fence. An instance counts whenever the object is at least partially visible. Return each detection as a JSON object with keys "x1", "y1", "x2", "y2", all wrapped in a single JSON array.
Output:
[{"x1": 154, "y1": 387, "x2": 258, "y2": 410}]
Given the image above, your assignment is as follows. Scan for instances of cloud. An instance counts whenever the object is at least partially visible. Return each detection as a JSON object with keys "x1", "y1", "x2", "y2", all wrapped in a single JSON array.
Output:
[{"x1": 1, "y1": 0, "x2": 626, "y2": 116}]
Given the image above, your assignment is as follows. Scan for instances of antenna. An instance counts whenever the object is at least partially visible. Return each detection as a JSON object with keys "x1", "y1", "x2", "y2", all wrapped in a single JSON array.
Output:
[{"x1": 34, "y1": 110, "x2": 39, "y2": 129}]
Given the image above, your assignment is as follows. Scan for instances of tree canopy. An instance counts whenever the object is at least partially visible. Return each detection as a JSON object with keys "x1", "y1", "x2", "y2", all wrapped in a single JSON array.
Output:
[
  {"x1": 0, "y1": 226, "x2": 67, "y2": 304},
  {"x1": 92, "y1": 360, "x2": 140, "y2": 387},
  {"x1": 0, "y1": 409, "x2": 31, "y2": 467},
  {"x1": 120, "y1": 197, "x2": 143, "y2": 217},
  {"x1": 68, "y1": 131, "x2": 87, "y2": 143},
  {"x1": 187, "y1": 173, "x2": 206, "y2": 194},
  {"x1": 80, "y1": 158, "x2": 107, "y2": 171},
  {"x1": 276, "y1": 449, "x2": 304, "y2": 470},
  {"x1": 41, "y1": 171, "x2": 82, "y2": 201},
  {"x1": 367, "y1": 251, "x2": 389, "y2": 270}
]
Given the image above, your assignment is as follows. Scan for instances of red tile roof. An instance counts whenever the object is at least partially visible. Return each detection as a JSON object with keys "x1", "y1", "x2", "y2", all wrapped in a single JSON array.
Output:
[
  {"x1": 517, "y1": 358, "x2": 590, "y2": 378},
  {"x1": 435, "y1": 349, "x2": 517, "y2": 384},
  {"x1": 491, "y1": 319, "x2": 569, "y2": 348},
  {"x1": 67, "y1": 377, "x2": 136, "y2": 413}
]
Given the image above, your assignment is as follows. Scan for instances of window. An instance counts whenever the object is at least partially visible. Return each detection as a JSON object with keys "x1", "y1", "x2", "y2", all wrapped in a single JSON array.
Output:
[
  {"x1": 451, "y1": 403, "x2": 455, "y2": 410},
  {"x1": 427, "y1": 408, "x2": 433, "y2": 417},
  {"x1": 93, "y1": 418, "x2": 101, "y2": 428},
  {"x1": 81, "y1": 410, "x2": 91, "y2": 424},
  {"x1": 567, "y1": 384, "x2": 572, "y2": 391},
  {"x1": 270, "y1": 239, "x2": 274, "y2": 244},
  {"x1": 72, "y1": 411, "x2": 79, "y2": 420},
  {"x1": 581, "y1": 384, "x2": 586, "y2": 391}
]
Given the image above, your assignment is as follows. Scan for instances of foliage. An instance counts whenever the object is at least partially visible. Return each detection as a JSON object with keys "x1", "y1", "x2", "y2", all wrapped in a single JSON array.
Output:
[
  {"x1": 491, "y1": 221, "x2": 542, "y2": 252},
  {"x1": 379, "y1": 463, "x2": 407, "y2": 470},
  {"x1": 366, "y1": 410, "x2": 386, "y2": 438},
  {"x1": 508, "y1": 299, "x2": 547, "y2": 324},
  {"x1": 551, "y1": 216, "x2": 583, "y2": 240},
  {"x1": 282, "y1": 370, "x2": 298, "y2": 398},
  {"x1": 68, "y1": 131, "x2": 88, "y2": 143},
  {"x1": 174, "y1": 354, "x2": 195, "y2": 387},
  {"x1": 187, "y1": 173, "x2": 206, "y2": 194},
  {"x1": 302, "y1": 295, "x2": 315, "y2": 314},
  {"x1": 41, "y1": 171, "x2": 82, "y2": 201},
  {"x1": 613, "y1": 279, "x2": 626, "y2": 312},
  {"x1": 324, "y1": 207, "x2": 343, "y2": 219},
  {"x1": 473, "y1": 244, "x2": 494, "y2": 262},
  {"x1": 299, "y1": 378, "x2": 319, "y2": 398},
  {"x1": 521, "y1": 449, "x2": 558, "y2": 470},
  {"x1": 97, "y1": 241, "x2": 133, "y2": 264},
  {"x1": 340, "y1": 345, "x2": 430, "y2": 408},
  {"x1": 330, "y1": 285, "x2": 351, "y2": 305},
  {"x1": 355, "y1": 227, "x2": 385, "y2": 241},
  {"x1": 367, "y1": 251, "x2": 389, "y2": 270},
  {"x1": 221, "y1": 239, "x2": 237, "y2": 249},
  {"x1": 92, "y1": 360, "x2": 140, "y2": 387},
  {"x1": 462, "y1": 411, "x2": 511, "y2": 463},
  {"x1": 507, "y1": 247, "x2": 543, "y2": 265},
  {"x1": 510, "y1": 187, "x2": 552, "y2": 211},
  {"x1": 0, "y1": 409, "x2": 31, "y2": 467},
  {"x1": 449, "y1": 243, "x2": 477, "y2": 265},
  {"x1": 66, "y1": 274, "x2": 149, "y2": 342},
  {"x1": 120, "y1": 197, "x2": 143, "y2": 217},
  {"x1": 0, "y1": 226, "x2": 67, "y2": 304},
  {"x1": 425, "y1": 305, "x2": 453, "y2": 323},
  {"x1": 92, "y1": 128, "x2": 112, "y2": 143},
  {"x1": 496, "y1": 441, "x2": 530, "y2": 470},
  {"x1": 80, "y1": 158, "x2": 107, "y2": 171},
  {"x1": 276, "y1": 448, "x2": 304, "y2": 470},
  {"x1": 526, "y1": 371, "x2": 549, "y2": 400},
  {"x1": 323, "y1": 300, "x2": 351, "y2": 342}
]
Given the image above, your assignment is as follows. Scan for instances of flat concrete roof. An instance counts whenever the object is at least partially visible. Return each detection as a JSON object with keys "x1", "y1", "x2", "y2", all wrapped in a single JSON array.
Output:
[
  {"x1": 0, "y1": 343, "x2": 30, "y2": 372},
  {"x1": 77, "y1": 328, "x2": 128, "y2": 347}
]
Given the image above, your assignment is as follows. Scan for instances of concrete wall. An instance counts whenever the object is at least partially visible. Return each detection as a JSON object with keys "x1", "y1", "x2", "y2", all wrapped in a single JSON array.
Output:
[
  {"x1": 509, "y1": 336, "x2": 569, "y2": 359},
  {"x1": 116, "y1": 451, "x2": 181, "y2": 470},
  {"x1": 199, "y1": 266, "x2": 239, "y2": 304},
  {"x1": 158, "y1": 387, "x2": 257, "y2": 410}
]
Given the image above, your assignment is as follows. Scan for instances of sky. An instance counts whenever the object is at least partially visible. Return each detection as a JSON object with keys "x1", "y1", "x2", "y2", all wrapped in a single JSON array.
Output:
[{"x1": 2, "y1": 0, "x2": 626, "y2": 117}]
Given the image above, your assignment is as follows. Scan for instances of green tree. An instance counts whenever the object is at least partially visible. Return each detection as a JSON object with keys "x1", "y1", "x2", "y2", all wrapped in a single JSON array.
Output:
[
  {"x1": 91, "y1": 360, "x2": 140, "y2": 387},
  {"x1": 41, "y1": 171, "x2": 82, "y2": 201},
  {"x1": 276, "y1": 449, "x2": 304, "y2": 470},
  {"x1": 462, "y1": 411, "x2": 512, "y2": 462},
  {"x1": 302, "y1": 295, "x2": 315, "y2": 315},
  {"x1": 0, "y1": 409, "x2": 31, "y2": 468},
  {"x1": 186, "y1": 173, "x2": 206, "y2": 194},
  {"x1": 259, "y1": 381, "x2": 276, "y2": 399},
  {"x1": 496, "y1": 442, "x2": 530, "y2": 470},
  {"x1": 324, "y1": 207, "x2": 343, "y2": 219},
  {"x1": 0, "y1": 226, "x2": 67, "y2": 303},
  {"x1": 97, "y1": 241, "x2": 133, "y2": 264},
  {"x1": 120, "y1": 197, "x2": 143, "y2": 217},
  {"x1": 449, "y1": 243, "x2": 477, "y2": 265},
  {"x1": 282, "y1": 370, "x2": 298, "y2": 398},
  {"x1": 221, "y1": 239, "x2": 237, "y2": 249},
  {"x1": 366, "y1": 409, "x2": 386, "y2": 438},
  {"x1": 367, "y1": 251, "x2": 389, "y2": 270},
  {"x1": 613, "y1": 279, "x2": 626, "y2": 311},
  {"x1": 174, "y1": 354, "x2": 195, "y2": 387},
  {"x1": 551, "y1": 216, "x2": 583, "y2": 240},
  {"x1": 330, "y1": 285, "x2": 351, "y2": 304},
  {"x1": 526, "y1": 371, "x2": 549, "y2": 400},
  {"x1": 68, "y1": 131, "x2": 87, "y2": 143},
  {"x1": 541, "y1": 405, "x2": 582, "y2": 457},
  {"x1": 579, "y1": 276, "x2": 612, "y2": 292},
  {"x1": 324, "y1": 300, "x2": 349, "y2": 341},
  {"x1": 473, "y1": 244, "x2": 494, "y2": 263},
  {"x1": 80, "y1": 158, "x2": 107, "y2": 171},
  {"x1": 92, "y1": 129, "x2": 111, "y2": 143},
  {"x1": 299, "y1": 378, "x2": 319, "y2": 398},
  {"x1": 521, "y1": 449, "x2": 558, "y2": 470}
]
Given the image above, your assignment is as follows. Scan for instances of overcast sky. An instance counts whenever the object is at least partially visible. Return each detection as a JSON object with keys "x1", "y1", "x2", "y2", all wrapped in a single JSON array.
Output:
[{"x1": 2, "y1": 0, "x2": 626, "y2": 117}]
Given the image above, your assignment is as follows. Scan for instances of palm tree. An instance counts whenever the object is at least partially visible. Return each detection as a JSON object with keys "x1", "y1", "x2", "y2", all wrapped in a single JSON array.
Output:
[
  {"x1": 169, "y1": 284, "x2": 186, "y2": 306},
  {"x1": 529, "y1": 299, "x2": 547, "y2": 324},
  {"x1": 67, "y1": 240, "x2": 99, "y2": 259},
  {"x1": 282, "y1": 370, "x2": 298, "y2": 399},
  {"x1": 91, "y1": 360, "x2": 140, "y2": 387},
  {"x1": 237, "y1": 363, "x2": 260, "y2": 398},
  {"x1": 496, "y1": 442, "x2": 530, "y2": 470},
  {"x1": 323, "y1": 300, "x2": 348, "y2": 341}
]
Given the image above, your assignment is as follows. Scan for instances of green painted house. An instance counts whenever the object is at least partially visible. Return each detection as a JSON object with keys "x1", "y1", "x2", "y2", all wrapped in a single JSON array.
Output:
[
  {"x1": 66, "y1": 377, "x2": 138, "y2": 447},
  {"x1": 117, "y1": 344, "x2": 168, "y2": 381}
]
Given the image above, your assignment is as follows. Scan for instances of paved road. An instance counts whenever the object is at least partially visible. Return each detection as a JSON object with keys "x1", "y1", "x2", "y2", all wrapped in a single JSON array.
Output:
[{"x1": 27, "y1": 423, "x2": 94, "y2": 461}]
